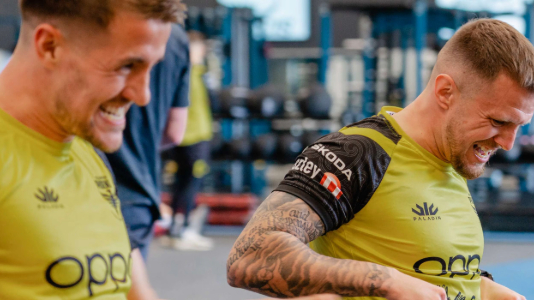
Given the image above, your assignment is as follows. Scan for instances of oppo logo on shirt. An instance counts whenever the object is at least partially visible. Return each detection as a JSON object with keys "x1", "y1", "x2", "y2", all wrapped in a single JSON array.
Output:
[
  {"x1": 45, "y1": 252, "x2": 131, "y2": 296},
  {"x1": 413, "y1": 254, "x2": 481, "y2": 279}
]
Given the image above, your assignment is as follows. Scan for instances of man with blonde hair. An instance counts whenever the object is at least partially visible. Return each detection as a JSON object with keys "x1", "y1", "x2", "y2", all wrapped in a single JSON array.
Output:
[
  {"x1": 228, "y1": 19, "x2": 531, "y2": 300},
  {"x1": 0, "y1": 0, "x2": 184, "y2": 299}
]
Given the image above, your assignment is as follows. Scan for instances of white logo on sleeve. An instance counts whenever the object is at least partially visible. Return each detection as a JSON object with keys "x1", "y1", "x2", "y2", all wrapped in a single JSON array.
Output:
[
  {"x1": 292, "y1": 156, "x2": 322, "y2": 179},
  {"x1": 310, "y1": 144, "x2": 353, "y2": 181}
]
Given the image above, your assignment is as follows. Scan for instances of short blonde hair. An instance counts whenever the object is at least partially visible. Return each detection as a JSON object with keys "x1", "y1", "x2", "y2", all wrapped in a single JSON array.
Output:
[
  {"x1": 441, "y1": 19, "x2": 534, "y2": 92},
  {"x1": 20, "y1": 0, "x2": 187, "y2": 28}
]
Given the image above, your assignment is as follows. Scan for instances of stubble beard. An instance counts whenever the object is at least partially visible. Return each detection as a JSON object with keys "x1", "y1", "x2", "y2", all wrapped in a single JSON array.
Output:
[
  {"x1": 55, "y1": 98, "x2": 120, "y2": 153},
  {"x1": 446, "y1": 121, "x2": 485, "y2": 180}
]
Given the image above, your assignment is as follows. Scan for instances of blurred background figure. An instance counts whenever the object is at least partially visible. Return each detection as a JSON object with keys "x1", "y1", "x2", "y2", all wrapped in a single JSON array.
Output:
[{"x1": 162, "y1": 31, "x2": 215, "y2": 251}]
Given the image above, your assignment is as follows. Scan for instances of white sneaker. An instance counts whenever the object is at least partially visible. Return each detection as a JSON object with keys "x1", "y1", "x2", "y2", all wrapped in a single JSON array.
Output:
[
  {"x1": 173, "y1": 229, "x2": 214, "y2": 251},
  {"x1": 168, "y1": 213, "x2": 184, "y2": 237}
]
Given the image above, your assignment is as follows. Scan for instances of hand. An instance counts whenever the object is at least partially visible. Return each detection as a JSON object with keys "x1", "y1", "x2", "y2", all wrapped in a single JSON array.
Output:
[
  {"x1": 259, "y1": 295, "x2": 341, "y2": 300},
  {"x1": 480, "y1": 277, "x2": 525, "y2": 300},
  {"x1": 387, "y1": 270, "x2": 447, "y2": 300}
]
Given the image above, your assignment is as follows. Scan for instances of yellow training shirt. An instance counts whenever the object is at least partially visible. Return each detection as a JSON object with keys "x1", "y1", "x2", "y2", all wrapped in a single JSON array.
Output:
[
  {"x1": 276, "y1": 106, "x2": 484, "y2": 300},
  {"x1": 0, "y1": 108, "x2": 131, "y2": 299},
  {"x1": 180, "y1": 64, "x2": 213, "y2": 146}
]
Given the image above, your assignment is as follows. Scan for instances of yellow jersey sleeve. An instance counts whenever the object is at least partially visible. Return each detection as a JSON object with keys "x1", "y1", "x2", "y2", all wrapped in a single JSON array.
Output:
[{"x1": 0, "y1": 108, "x2": 131, "y2": 299}]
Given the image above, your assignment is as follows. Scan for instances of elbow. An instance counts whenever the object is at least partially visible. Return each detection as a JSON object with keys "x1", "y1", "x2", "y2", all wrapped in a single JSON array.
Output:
[
  {"x1": 226, "y1": 255, "x2": 242, "y2": 288},
  {"x1": 167, "y1": 131, "x2": 185, "y2": 146},
  {"x1": 170, "y1": 135, "x2": 184, "y2": 146},
  {"x1": 227, "y1": 274, "x2": 238, "y2": 288}
]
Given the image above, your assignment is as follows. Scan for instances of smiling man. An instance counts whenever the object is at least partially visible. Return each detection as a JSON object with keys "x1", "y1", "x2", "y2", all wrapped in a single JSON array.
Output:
[
  {"x1": 0, "y1": 0, "x2": 184, "y2": 299},
  {"x1": 228, "y1": 19, "x2": 533, "y2": 299}
]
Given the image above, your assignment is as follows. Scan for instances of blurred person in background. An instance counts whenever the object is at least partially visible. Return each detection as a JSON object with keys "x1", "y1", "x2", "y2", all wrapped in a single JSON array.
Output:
[
  {"x1": 106, "y1": 23, "x2": 190, "y2": 299},
  {"x1": 162, "y1": 30, "x2": 215, "y2": 251}
]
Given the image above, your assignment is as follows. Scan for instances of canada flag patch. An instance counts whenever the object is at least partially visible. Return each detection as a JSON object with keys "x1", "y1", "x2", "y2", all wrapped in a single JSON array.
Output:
[{"x1": 320, "y1": 172, "x2": 343, "y2": 200}]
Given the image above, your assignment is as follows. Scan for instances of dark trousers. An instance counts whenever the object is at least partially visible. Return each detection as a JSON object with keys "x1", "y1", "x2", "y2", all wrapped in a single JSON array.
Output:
[{"x1": 171, "y1": 141, "x2": 211, "y2": 228}]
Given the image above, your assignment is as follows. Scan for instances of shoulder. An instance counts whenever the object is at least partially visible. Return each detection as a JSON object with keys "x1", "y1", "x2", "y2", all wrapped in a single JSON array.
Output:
[
  {"x1": 150, "y1": 24, "x2": 189, "y2": 80},
  {"x1": 278, "y1": 116, "x2": 401, "y2": 231},
  {"x1": 0, "y1": 134, "x2": 29, "y2": 201},
  {"x1": 340, "y1": 115, "x2": 401, "y2": 151},
  {"x1": 72, "y1": 138, "x2": 117, "y2": 186},
  {"x1": 0, "y1": 131, "x2": 25, "y2": 173},
  {"x1": 170, "y1": 24, "x2": 189, "y2": 46},
  {"x1": 306, "y1": 115, "x2": 401, "y2": 160},
  {"x1": 0, "y1": 136, "x2": 12, "y2": 177},
  {"x1": 72, "y1": 138, "x2": 108, "y2": 170},
  {"x1": 164, "y1": 24, "x2": 189, "y2": 59}
]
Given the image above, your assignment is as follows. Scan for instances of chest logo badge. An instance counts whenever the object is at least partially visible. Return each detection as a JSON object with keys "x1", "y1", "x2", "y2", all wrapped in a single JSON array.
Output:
[
  {"x1": 95, "y1": 176, "x2": 122, "y2": 219},
  {"x1": 36, "y1": 187, "x2": 59, "y2": 202},
  {"x1": 412, "y1": 202, "x2": 441, "y2": 221},
  {"x1": 36, "y1": 187, "x2": 64, "y2": 209}
]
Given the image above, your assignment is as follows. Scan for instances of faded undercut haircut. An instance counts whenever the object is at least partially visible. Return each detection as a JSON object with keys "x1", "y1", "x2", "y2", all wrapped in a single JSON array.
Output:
[
  {"x1": 19, "y1": 0, "x2": 186, "y2": 27},
  {"x1": 440, "y1": 18, "x2": 534, "y2": 92}
]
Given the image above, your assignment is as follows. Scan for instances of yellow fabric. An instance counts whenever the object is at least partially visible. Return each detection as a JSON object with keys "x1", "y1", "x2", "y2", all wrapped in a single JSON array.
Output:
[
  {"x1": 181, "y1": 64, "x2": 213, "y2": 146},
  {"x1": 192, "y1": 159, "x2": 210, "y2": 179},
  {"x1": 0, "y1": 108, "x2": 131, "y2": 299},
  {"x1": 310, "y1": 106, "x2": 484, "y2": 300}
]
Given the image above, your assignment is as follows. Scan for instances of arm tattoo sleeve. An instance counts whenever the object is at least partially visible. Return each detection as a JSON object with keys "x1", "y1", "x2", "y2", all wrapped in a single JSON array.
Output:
[{"x1": 227, "y1": 191, "x2": 395, "y2": 298}]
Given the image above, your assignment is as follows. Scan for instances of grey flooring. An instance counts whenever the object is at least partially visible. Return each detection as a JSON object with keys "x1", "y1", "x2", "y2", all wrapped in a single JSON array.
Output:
[
  {"x1": 147, "y1": 235, "x2": 534, "y2": 300},
  {"x1": 148, "y1": 236, "x2": 260, "y2": 300}
]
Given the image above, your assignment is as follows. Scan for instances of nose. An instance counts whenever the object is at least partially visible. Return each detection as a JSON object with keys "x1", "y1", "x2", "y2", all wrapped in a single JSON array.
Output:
[
  {"x1": 494, "y1": 126, "x2": 518, "y2": 151},
  {"x1": 122, "y1": 71, "x2": 151, "y2": 107}
]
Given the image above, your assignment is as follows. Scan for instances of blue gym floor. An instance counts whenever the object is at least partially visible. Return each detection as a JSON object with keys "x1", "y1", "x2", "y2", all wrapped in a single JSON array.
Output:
[
  {"x1": 483, "y1": 232, "x2": 534, "y2": 299},
  {"x1": 147, "y1": 232, "x2": 534, "y2": 300}
]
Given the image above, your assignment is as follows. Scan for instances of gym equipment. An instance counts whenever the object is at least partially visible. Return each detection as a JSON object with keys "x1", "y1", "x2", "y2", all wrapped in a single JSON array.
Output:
[
  {"x1": 298, "y1": 83, "x2": 332, "y2": 119},
  {"x1": 249, "y1": 85, "x2": 285, "y2": 118},
  {"x1": 302, "y1": 131, "x2": 324, "y2": 148},
  {"x1": 210, "y1": 131, "x2": 225, "y2": 158},
  {"x1": 252, "y1": 133, "x2": 278, "y2": 160},
  {"x1": 218, "y1": 87, "x2": 251, "y2": 118},
  {"x1": 277, "y1": 133, "x2": 304, "y2": 163},
  {"x1": 196, "y1": 193, "x2": 259, "y2": 226},
  {"x1": 223, "y1": 138, "x2": 252, "y2": 160}
]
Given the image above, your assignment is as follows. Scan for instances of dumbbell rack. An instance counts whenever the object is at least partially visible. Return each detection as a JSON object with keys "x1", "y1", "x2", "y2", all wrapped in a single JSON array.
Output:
[{"x1": 470, "y1": 149, "x2": 534, "y2": 232}]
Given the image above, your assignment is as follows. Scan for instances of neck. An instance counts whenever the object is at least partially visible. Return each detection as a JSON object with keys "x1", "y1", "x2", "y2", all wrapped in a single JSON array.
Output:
[
  {"x1": 0, "y1": 51, "x2": 72, "y2": 143},
  {"x1": 392, "y1": 91, "x2": 449, "y2": 163}
]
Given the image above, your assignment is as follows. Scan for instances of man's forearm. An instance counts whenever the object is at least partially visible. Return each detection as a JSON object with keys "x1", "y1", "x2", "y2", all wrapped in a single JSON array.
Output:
[
  {"x1": 480, "y1": 276, "x2": 526, "y2": 300},
  {"x1": 228, "y1": 230, "x2": 395, "y2": 298},
  {"x1": 226, "y1": 192, "x2": 397, "y2": 298}
]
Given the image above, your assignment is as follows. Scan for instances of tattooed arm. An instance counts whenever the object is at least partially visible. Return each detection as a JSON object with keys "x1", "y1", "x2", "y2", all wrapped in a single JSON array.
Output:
[{"x1": 227, "y1": 191, "x2": 447, "y2": 299}]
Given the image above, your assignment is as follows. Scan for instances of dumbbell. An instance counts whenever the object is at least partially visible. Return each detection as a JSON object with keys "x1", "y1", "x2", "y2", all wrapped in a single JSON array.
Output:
[
  {"x1": 225, "y1": 138, "x2": 252, "y2": 160},
  {"x1": 277, "y1": 133, "x2": 304, "y2": 163},
  {"x1": 249, "y1": 85, "x2": 285, "y2": 118},
  {"x1": 252, "y1": 133, "x2": 278, "y2": 160},
  {"x1": 210, "y1": 132, "x2": 224, "y2": 159},
  {"x1": 218, "y1": 87, "x2": 251, "y2": 118},
  {"x1": 298, "y1": 83, "x2": 332, "y2": 119}
]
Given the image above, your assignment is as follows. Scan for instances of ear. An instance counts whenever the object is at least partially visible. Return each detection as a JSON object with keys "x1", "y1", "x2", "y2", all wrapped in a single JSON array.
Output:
[
  {"x1": 434, "y1": 74, "x2": 458, "y2": 110},
  {"x1": 33, "y1": 24, "x2": 64, "y2": 69}
]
